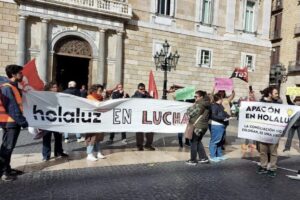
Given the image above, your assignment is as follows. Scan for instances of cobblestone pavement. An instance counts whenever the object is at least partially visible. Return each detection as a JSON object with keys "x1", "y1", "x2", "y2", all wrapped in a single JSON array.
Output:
[
  {"x1": 1, "y1": 120, "x2": 300, "y2": 200},
  {"x1": 0, "y1": 157, "x2": 300, "y2": 200}
]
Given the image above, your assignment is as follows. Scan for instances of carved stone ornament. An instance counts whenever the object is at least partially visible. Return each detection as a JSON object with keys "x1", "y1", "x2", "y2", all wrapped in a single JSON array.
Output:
[{"x1": 55, "y1": 37, "x2": 92, "y2": 57}]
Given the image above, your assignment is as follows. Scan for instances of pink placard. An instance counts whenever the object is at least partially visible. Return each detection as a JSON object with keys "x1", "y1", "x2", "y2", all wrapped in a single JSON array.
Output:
[{"x1": 215, "y1": 78, "x2": 233, "y2": 91}]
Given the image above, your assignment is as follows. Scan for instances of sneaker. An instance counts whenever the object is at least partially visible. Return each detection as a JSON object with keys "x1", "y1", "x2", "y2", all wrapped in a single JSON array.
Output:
[
  {"x1": 87, "y1": 154, "x2": 98, "y2": 161},
  {"x1": 209, "y1": 157, "x2": 221, "y2": 163},
  {"x1": 77, "y1": 137, "x2": 85, "y2": 143},
  {"x1": 55, "y1": 152, "x2": 69, "y2": 158},
  {"x1": 199, "y1": 158, "x2": 209, "y2": 164},
  {"x1": 64, "y1": 139, "x2": 69, "y2": 143},
  {"x1": 184, "y1": 142, "x2": 190, "y2": 147},
  {"x1": 257, "y1": 166, "x2": 268, "y2": 174},
  {"x1": 121, "y1": 139, "x2": 128, "y2": 145},
  {"x1": 9, "y1": 169, "x2": 24, "y2": 176},
  {"x1": 145, "y1": 146, "x2": 155, "y2": 151},
  {"x1": 97, "y1": 152, "x2": 106, "y2": 159},
  {"x1": 217, "y1": 156, "x2": 228, "y2": 161},
  {"x1": 137, "y1": 147, "x2": 144, "y2": 151},
  {"x1": 185, "y1": 160, "x2": 198, "y2": 166},
  {"x1": 267, "y1": 170, "x2": 277, "y2": 178},
  {"x1": 1, "y1": 174, "x2": 16, "y2": 182},
  {"x1": 42, "y1": 158, "x2": 50, "y2": 162},
  {"x1": 106, "y1": 140, "x2": 113, "y2": 145}
]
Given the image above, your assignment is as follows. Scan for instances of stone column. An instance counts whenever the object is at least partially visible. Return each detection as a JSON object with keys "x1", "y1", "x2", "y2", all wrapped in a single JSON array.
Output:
[
  {"x1": 97, "y1": 28, "x2": 106, "y2": 85},
  {"x1": 115, "y1": 31, "x2": 124, "y2": 84},
  {"x1": 39, "y1": 18, "x2": 49, "y2": 83},
  {"x1": 17, "y1": 15, "x2": 27, "y2": 66}
]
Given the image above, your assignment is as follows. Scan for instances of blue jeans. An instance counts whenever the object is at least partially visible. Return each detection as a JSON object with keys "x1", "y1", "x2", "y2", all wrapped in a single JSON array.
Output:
[
  {"x1": 64, "y1": 133, "x2": 81, "y2": 139},
  {"x1": 42, "y1": 131, "x2": 63, "y2": 159},
  {"x1": 209, "y1": 125, "x2": 225, "y2": 158},
  {"x1": 87, "y1": 143, "x2": 100, "y2": 154}
]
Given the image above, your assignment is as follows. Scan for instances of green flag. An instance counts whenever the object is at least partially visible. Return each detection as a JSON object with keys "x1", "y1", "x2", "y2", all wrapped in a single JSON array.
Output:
[{"x1": 175, "y1": 86, "x2": 195, "y2": 101}]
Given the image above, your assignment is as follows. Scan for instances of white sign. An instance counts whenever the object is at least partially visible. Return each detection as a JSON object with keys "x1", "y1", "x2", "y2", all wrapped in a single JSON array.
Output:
[
  {"x1": 238, "y1": 102, "x2": 300, "y2": 144},
  {"x1": 23, "y1": 91, "x2": 191, "y2": 133}
]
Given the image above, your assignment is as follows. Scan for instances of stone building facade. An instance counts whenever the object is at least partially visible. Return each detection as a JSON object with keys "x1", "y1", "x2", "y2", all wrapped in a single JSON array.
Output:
[
  {"x1": 270, "y1": 0, "x2": 300, "y2": 95},
  {"x1": 0, "y1": 0, "x2": 272, "y2": 98}
]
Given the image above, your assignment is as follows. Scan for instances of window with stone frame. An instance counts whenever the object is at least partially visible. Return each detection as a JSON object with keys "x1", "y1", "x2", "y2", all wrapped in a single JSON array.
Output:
[
  {"x1": 201, "y1": 0, "x2": 214, "y2": 25},
  {"x1": 244, "y1": 1, "x2": 255, "y2": 33},
  {"x1": 197, "y1": 48, "x2": 213, "y2": 68},
  {"x1": 241, "y1": 53, "x2": 256, "y2": 71},
  {"x1": 156, "y1": 0, "x2": 175, "y2": 17}
]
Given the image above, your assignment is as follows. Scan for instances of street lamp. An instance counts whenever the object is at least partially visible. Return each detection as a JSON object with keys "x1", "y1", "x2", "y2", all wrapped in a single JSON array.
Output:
[
  {"x1": 269, "y1": 64, "x2": 287, "y2": 93},
  {"x1": 153, "y1": 40, "x2": 180, "y2": 99}
]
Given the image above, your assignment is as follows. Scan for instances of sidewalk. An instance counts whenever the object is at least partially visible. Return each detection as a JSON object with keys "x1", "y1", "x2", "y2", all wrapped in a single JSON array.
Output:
[{"x1": 5, "y1": 120, "x2": 300, "y2": 173}]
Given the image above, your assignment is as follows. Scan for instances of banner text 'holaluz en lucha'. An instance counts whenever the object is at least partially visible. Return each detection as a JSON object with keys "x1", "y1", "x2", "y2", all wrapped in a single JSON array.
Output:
[
  {"x1": 23, "y1": 91, "x2": 191, "y2": 134},
  {"x1": 238, "y1": 101, "x2": 300, "y2": 144}
]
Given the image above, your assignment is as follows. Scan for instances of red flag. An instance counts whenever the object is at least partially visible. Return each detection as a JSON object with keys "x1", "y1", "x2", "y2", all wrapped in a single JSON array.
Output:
[
  {"x1": 230, "y1": 67, "x2": 248, "y2": 83},
  {"x1": 148, "y1": 70, "x2": 158, "y2": 99},
  {"x1": 21, "y1": 59, "x2": 44, "y2": 91}
]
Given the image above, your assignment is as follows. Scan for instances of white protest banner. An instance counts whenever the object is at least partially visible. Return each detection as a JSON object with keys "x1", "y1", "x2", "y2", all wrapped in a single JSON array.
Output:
[
  {"x1": 23, "y1": 91, "x2": 191, "y2": 133},
  {"x1": 286, "y1": 87, "x2": 300, "y2": 96},
  {"x1": 238, "y1": 101, "x2": 300, "y2": 144}
]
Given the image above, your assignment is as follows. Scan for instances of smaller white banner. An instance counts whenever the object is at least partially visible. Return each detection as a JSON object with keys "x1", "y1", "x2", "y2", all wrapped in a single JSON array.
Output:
[{"x1": 238, "y1": 102, "x2": 300, "y2": 144}]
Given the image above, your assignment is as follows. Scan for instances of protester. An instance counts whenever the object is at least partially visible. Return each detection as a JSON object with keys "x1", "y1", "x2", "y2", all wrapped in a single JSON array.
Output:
[
  {"x1": 167, "y1": 85, "x2": 190, "y2": 147},
  {"x1": 209, "y1": 94, "x2": 230, "y2": 162},
  {"x1": 283, "y1": 95, "x2": 300, "y2": 152},
  {"x1": 216, "y1": 89, "x2": 235, "y2": 150},
  {"x1": 63, "y1": 81, "x2": 84, "y2": 143},
  {"x1": 80, "y1": 84, "x2": 88, "y2": 98},
  {"x1": 132, "y1": 83, "x2": 155, "y2": 151},
  {"x1": 257, "y1": 86, "x2": 282, "y2": 177},
  {"x1": 185, "y1": 90, "x2": 211, "y2": 166},
  {"x1": 241, "y1": 86, "x2": 256, "y2": 150},
  {"x1": 106, "y1": 83, "x2": 129, "y2": 145},
  {"x1": 41, "y1": 82, "x2": 68, "y2": 161},
  {"x1": 85, "y1": 84, "x2": 106, "y2": 161},
  {"x1": 0, "y1": 65, "x2": 29, "y2": 181}
]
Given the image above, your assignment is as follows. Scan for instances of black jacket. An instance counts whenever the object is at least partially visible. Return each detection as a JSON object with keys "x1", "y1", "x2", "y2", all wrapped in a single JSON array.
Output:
[
  {"x1": 63, "y1": 87, "x2": 81, "y2": 97},
  {"x1": 131, "y1": 91, "x2": 152, "y2": 99},
  {"x1": 211, "y1": 103, "x2": 230, "y2": 126}
]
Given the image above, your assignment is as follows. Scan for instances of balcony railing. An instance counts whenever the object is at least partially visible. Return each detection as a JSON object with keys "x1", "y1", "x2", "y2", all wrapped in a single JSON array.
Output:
[
  {"x1": 288, "y1": 61, "x2": 300, "y2": 73},
  {"x1": 25, "y1": 0, "x2": 132, "y2": 18},
  {"x1": 295, "y1": 24, "x2": 300, "y2": 35},
  {"x1": 272, "y1": 0, "x2": 283, "y2": 12},
  {"x1": 270, "y1": 29, "x2": 281, "y2": 40}
]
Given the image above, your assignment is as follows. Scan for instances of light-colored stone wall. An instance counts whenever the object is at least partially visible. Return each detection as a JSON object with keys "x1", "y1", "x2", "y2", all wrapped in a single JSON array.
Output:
[
  {"x1": 0, "y1": 0, "x2": 271, "y2": 100},
  {"x1": 0, "y1": 1, "x2": 18, "y2": 75},
  {"x1": 123, "y1": 25, "x2": 271, "y2": 98},
  {"x1": 271, "y1": 0, "x2": 300, "y2": 95}
]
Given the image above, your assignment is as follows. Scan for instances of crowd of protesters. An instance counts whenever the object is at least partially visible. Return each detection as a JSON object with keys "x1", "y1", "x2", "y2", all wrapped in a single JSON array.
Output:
[{"x1": 0, "y1": 63, "x2": 299, "y2": 182}]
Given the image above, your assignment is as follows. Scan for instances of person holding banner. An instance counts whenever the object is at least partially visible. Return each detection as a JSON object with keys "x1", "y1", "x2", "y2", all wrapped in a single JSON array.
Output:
[
  {"x1": 185, "y1": 90, "x2": 211, "y2": 166},
  {"x1": 209, "y1": 94, "x2": 230, "y2": 162},
  {"x1": 106, "y1": 84, "x2": 129, "y2": 145},
  {"x1": 41, "y1": 82, "x2": 68, "y2": 161},
  {"x1": 132, "y1": 83, "x2": 155, "y2": 151},
  {"x1": 63, "y1": 81, "x2": 85, "y2": 143},
  {"x1": 0, "y1": 65, "x2": 29, "y2": 182},
  {"x1": 257, "y1": 87, "x2": 282, "y2": 177},
  {"x1": 85, "y1": 84, "x2": 106, "y2": 161}
]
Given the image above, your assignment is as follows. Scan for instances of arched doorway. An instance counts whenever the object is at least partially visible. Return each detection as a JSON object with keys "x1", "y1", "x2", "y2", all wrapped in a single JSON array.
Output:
[{"x1": 53, "y1": 36, "x2": 92, "y2": 90}]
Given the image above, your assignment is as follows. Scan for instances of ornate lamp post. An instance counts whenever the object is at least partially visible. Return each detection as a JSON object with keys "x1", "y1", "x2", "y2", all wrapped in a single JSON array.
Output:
[
  {"x1": 153, "y1": 40, "x2": 180, "y2": 99},
  {"x1": 269, "y1": 64, "x2": 287, "y2": 93}
]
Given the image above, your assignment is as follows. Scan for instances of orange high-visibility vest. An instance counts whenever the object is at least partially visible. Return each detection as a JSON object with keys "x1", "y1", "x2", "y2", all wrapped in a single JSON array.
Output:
[{"x1": 0, "y1": 83, "x2": 23, "y2": 126}]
